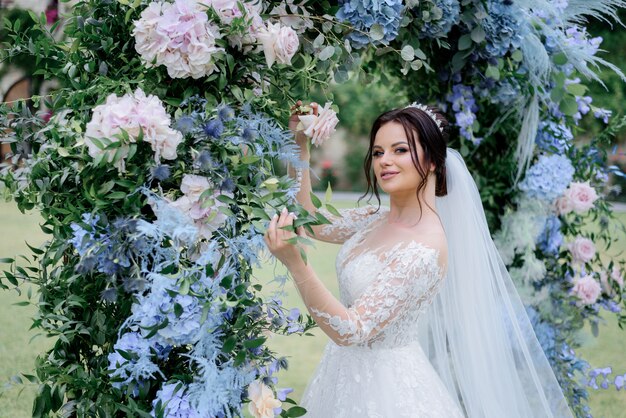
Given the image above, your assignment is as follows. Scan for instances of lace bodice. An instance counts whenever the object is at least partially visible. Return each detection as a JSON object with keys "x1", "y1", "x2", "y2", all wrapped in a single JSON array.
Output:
[{"x1": 310, "y1": 206, "x2": 446, "y2": 348}]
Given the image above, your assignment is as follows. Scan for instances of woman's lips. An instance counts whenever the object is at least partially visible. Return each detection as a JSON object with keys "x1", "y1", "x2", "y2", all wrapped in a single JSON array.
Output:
[{"x1": 381, "y1": 172, "x2": 398, "y2": 180}]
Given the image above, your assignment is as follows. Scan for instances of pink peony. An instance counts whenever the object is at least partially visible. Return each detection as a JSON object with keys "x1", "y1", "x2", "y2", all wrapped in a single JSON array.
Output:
[
  {"x1": 572, "y1": 275, "x2": 602, "y2": 305},
  {"x1": 561, "y1": 181, "x2": 599, "y2": 214},
  {"x1": 247, "y1": 380, "x2": 281, "y2": 418},
  {"x1": 84, "y1": 89, "x2": 183, "y2": 171},
  {"x1": 180, "y1": 174, "x2": 211, "y2": 202},
  {"x1": 257, "y1": 22, "x2": 299, "y2": 68},
  {"x1": 133, "y1": 0, "x2": 224, "y2": 79},
  {"x1": 298, "y1": 102, "x2": 339, "y2": 146},
  {"x1": 567, "y1": 236, "x2": 596, "y2": 264}
]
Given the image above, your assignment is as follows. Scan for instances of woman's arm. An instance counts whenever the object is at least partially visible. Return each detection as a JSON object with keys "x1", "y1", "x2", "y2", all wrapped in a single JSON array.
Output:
[
  {"x1": 288, "y1": 101, "x2": 375, "y2": 244},
  {"x1": 265, "y1": 209, "x2": 441, "y2": 346}
]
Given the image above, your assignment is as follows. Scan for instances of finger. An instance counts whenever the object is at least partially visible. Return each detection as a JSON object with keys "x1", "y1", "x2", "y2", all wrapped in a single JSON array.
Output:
[
  {"x1": 277, "y1": 207, "x2": 289, "y2": 240},
  {"x1": 311, "y1": 102, "x2": 319, "y2": 116},
  {"x1": 269, "y1": 212, "x2": 278, "y2": 245},
  {"x1": 296, "y1": 225, "x2": 306, "y2": 238}
]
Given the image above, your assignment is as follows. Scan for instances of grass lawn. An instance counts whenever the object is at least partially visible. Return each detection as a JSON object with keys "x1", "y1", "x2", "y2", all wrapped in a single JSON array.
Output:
[{"x1": 0, "y1": 200, "x2": 625, "y2": 417}]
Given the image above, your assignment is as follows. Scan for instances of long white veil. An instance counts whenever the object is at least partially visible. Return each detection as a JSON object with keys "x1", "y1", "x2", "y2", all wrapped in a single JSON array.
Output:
[{"x1": 418, "y1": 148, "x2": 573, "y2": 417}]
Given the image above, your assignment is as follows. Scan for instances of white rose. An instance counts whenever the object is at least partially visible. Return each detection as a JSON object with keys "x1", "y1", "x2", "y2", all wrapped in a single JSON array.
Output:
[
  {"x1": 257, "y1": 22, "x2": 281, "y2": 68},
  {"x1": 567, "y1": 236, "x2": 596, "y2": 264},
  {"x1": 610, "y1": 266, "x2": 624, "y2": 289},
  {"x1": 555, "y1": 195, "x2": 574, "y2": 215},
  {"x1": 247, "y1": 380, "x2": 281, "y2": 418},
  {"x1": 275, "y1": 25, "x2": 299, "y2": 65}
]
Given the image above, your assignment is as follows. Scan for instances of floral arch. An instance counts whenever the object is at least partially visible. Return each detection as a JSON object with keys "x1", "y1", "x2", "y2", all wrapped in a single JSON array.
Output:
[{"x1": 1, "y1": 0, "x2": 625, "y2": 416}]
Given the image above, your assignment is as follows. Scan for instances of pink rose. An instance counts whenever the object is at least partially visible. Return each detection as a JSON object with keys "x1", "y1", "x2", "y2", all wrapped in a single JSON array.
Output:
[
  {"x1": 599, "y1": 271, "x2": 613, "y2": 296},
  {"x1": 567, "y1": 236, "x2": 596, "y2": 264},
  {"x1": 572, "y1": 275, "x2": 602, "y2": 305},
  {"x1": 555, "y1": 195, "x2": 574, "y2": 215},
  {"x1": 562, "y1": 181, "x2": 599, "y2": 214},
  {"x1": 247, "y1": 380, "x2": 281, "y2": 418},
  {"x1": 257, "y1": 22, "x2": 299, "y2": 68},
  {"x1": 298, "y1": 102, "x2": 339, "y2": 146}
]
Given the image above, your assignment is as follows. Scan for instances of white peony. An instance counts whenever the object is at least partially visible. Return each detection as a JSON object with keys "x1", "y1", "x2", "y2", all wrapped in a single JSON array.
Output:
[{"x1": 133, "y1": 0, "x2": 224, "y2": 79}]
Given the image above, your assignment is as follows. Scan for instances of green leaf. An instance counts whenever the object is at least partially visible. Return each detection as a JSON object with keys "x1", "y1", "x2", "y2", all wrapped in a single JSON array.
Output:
[
  {"x1": 324, "y1": 204, "x2": 341, "y2": 218},
  {"x1": 0, "y1": 258, "x2": 15, "y2": 264},
  {"x1": 310, "y1": 192, "x2": 322, "y2": 209},
  {"x1": 318, "y1": 45, "x2": 335, "y2": 61},
  {"x1": 286, "y1": 406, "x2": 307, "y2": 417},
  {"x1": 324, "y1": 183, "x2": 333, "y2": 203},
  {"x1": 470, "y1": 26, "x2": 486, "y2": 43},
  {"x1": 222, "y1": 335, "x2": 237, "y2": 353},
  {"x1": 458, "y1": 34, "x2": 472, "y2": 50},
  {"x1": 369, "y1": 24, "x2": 384, "y2": 41},
  {"x1": 553, "y1": 52, "x2": 568, "y2": 66},
  {"x1": 511, "y1": 50, "x2": 523, "y2": 62},
  {"x1": 566, "y1": 83, "x2": 587, "y2": 97},
  {"x1": 560, "y1": 96, "x2": 579, "y2": 116},
  {"x1": 243, "y1": 337, "x2": 266, "y2": 349},
  {"x1": 400, "y1": 45, "x2": 414, "y2": 61},
  {"x1": 485, "y1": 65, "x2": 500, "y2": 81}
]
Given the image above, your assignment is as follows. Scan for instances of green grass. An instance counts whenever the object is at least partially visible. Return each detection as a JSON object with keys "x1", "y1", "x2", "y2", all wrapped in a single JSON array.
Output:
[{"x1": 0, "y1": 201, "x2": 625, "y2": 417}]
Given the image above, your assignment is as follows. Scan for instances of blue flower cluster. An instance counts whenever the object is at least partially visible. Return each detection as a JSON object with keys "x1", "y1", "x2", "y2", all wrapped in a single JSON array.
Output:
[
  {"x1": 417, "y1": 0, "x2": 460, "y2": 39},
  {"x1": 519, "y1": 154, "x2": 574, "y2": 202},
  {"x1": 535, "y1": 120, "x2": 573, "y2": 154},
  {"x1": 446, "y1": 84, "x2": 481, "y2": 144},
  {"x1": 537, "y1": 215, "x2": 563, "y2": 255},
  {"x1": 152, "y1": 383, "x2": 202, "y2": 418},
  {"x1": 336, "y1": 0, "x2": 404, "y2": 48},
  {"x1": 483, "y1": 0, "x2": 527, "y2": 57},
  {"x1": 107, "y1": 332, "x2": 162, "y2": 391}
]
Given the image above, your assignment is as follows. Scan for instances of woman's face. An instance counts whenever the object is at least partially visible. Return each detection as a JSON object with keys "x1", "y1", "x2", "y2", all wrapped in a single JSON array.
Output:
[{"x1": 372, "y1": 121, "x2": 431, "y2": 195}]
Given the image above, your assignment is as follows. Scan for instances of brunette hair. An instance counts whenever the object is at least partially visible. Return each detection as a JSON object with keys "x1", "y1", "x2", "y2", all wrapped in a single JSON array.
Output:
[{"x1": 359, "y1": 105, "x2": 449, "y2": 218}]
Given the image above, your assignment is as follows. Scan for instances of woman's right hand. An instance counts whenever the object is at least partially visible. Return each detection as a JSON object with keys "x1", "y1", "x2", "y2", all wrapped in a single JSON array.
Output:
[{"x1": 289, "y1": 100, "x2": 319, "y2": 140}]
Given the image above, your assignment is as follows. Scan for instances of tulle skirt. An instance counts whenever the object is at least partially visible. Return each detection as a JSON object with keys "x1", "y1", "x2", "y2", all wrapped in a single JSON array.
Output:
[{"x1": 301, "y1": 341, "x2": 465, "y2": 417}]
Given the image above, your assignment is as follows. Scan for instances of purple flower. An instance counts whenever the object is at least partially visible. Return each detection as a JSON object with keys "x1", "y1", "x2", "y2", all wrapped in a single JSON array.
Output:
[
  {"x1": 151, "y1": 165, "x2": 171, "y2": 182},
  {"x1": 594, "y1": 108, "x2": 611, "y2": 124}
]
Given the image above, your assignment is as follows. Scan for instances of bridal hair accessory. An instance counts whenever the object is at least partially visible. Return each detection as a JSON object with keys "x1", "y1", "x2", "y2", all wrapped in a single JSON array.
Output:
[{"x1": 405, "y1": 102, "x2": 444, "y2": 133}]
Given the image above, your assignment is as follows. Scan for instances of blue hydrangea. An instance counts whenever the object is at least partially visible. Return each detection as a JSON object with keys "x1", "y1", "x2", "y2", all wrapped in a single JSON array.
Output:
[
  {"x1": 537, "y1": 215, "x2": 563, "y2": 255},
  {"x1": 152, "y1": 383, "x2": 202, "y2": 418},
  {"x1": 336, "y1": 0, "x2": 404, "y2": 48},
  {"x1": 446, "y1": 84, "x2": 481, "y2": 144},
  {"x1": 418, "y1": 0, "x2": 460, "y2": 39},
  {"x1": 535, "y1": 121, "x2": 573, "y2": 154},
  {"x1": 107, "y1": 332, "x2": 162, "y2": 390},
  {"x1": 131, "y1": 274, "x2": 204, "y2": 346},
  {"x1": 519, "y1": 154, "x2": 574, "y2": 202},
  {"x1": 483, "y1": 0, "x2": 527, "y2": 57}
]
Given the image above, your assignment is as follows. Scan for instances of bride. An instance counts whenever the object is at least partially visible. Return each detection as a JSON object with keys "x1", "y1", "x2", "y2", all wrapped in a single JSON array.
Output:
[{"x1": 264, "y1": 103, "x2": 573, "y2": 417}]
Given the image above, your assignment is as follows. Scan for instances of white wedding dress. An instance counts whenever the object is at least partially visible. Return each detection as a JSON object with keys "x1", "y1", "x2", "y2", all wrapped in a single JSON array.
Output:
[{"x1": 300, "y1": 206, "x2": 465, "y2": 418}]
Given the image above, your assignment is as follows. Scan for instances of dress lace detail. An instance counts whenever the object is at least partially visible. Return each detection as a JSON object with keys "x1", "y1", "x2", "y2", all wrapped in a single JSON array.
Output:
[
  {"x1": 301, "y1": 206, "x2": 465, "y2": 417},
  {"x1": 316, "y1": 206, "x2": 384, "y2": 244}
]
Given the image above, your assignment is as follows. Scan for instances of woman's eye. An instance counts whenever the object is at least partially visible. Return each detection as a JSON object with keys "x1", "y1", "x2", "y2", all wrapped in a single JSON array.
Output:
[
  {"x1": 373, "y1": 151, "x2": 383, "y2": 157},
  {"x1": 395, "y1": 148, "x2": 408, "y2": 153}
]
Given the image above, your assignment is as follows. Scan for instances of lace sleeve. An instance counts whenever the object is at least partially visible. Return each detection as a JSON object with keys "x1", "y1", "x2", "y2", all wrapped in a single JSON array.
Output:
[
  {"x1": 313, "y1": 205, "x2": 382, "y2": 244},
  {"x1": 308, "y1": 242, "x2": 443, "y2": 346}
]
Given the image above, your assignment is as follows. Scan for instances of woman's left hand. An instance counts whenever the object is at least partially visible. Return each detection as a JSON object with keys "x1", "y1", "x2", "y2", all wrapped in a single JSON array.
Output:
[{"x1": 264, "y1": 207, "x2": 307, "y2": 269}]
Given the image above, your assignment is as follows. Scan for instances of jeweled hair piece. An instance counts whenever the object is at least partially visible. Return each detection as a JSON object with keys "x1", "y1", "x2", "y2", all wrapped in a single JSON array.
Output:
[{"x1": 405, "y1": 102, "x2": 444, "y2": 133}]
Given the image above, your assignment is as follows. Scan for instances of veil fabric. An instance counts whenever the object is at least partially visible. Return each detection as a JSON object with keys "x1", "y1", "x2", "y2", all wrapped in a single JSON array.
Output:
[{"x1": 418, "y1": 148, "x2": 573, "y2": 417}]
